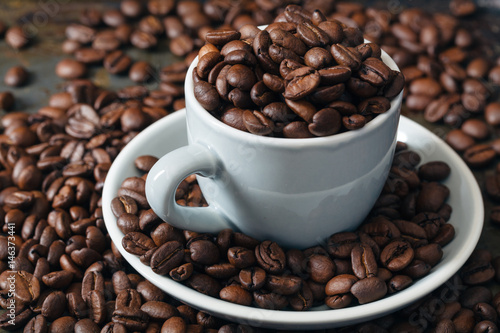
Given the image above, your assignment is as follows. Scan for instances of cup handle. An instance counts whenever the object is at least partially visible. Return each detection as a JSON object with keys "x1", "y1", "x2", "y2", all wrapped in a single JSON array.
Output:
[{"x1": 145, "y1": 143, "x2": 232, "y2": 233}]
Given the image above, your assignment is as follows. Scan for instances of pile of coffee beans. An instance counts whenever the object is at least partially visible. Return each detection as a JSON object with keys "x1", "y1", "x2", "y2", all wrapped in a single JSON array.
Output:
[
  {"x1": 113, "y1": 142, "x2": 454, "y2": 311},
  {"x1": 327, "y1": 3, "x2": 500, "y2": 179},
  {"x1": 0, "y1": 0, "x2": 499, "y2": 332},
  {"x1": 56, "y1": 0, "x2": 295, "y2": 91},
  {"x1": 193, "y1": 5, "x2": 405, "y2": 138}
]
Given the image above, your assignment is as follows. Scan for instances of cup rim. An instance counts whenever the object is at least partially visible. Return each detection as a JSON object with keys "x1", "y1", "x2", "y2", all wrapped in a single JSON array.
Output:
[{"x1": 185, "y1": 35, "x2": 403, "y2": 149}]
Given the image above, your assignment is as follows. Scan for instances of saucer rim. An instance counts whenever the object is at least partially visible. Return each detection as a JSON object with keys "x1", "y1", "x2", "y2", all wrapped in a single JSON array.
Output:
[{"x1": 102, "y1": 109, "x2": 483, "y2": 330}]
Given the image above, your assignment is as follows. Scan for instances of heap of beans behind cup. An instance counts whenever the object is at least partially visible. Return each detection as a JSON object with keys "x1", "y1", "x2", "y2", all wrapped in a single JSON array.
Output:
[{"x1": 193, "y1": 5, "x2": 405, "y2": 138}]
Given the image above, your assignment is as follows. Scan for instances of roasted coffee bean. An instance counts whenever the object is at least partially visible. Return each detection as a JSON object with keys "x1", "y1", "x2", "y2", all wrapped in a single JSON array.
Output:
[
  {"x1": 130, "y1": 30, "x2": 157, "y2": 49},
  {"x1": 4, "y1": 66, "x2": 29, "y2": 87},
  {"x1": 262, "y1": 73, "x2": 285, "y2": 93},
  {"x1": 112, "y1": 307, "x2": 149, "y2": 331},
  {"x1": 0, "y1": 91, "x2": 15, "y2": 111},
  {"x1": 134, "y1": 155, "x2": 158, "y2": 173},
  {"x1": 170, "y1": 34, "x2": 194, "y2": 57},
  {"x1": 250, "y1": 81, "x2": 276, "y2": 107},
  {"x1": 461, "y1": 261, "x2": 495, "y2": 285},
  {"x1": 255, "y1": 241, "x2": 286, "y2": 274},
  {"x1": 104, "y1": 50, "x2": 132, "y2": 75},
  {"x1": 285, "y1": 98, "x2": 316, "y2": 124},
  {"x1": 135, "y1": 279, "x2": 164, "y2": 303},
  {"x1": 265, "y1": 274, "x2": 302, "y2": 295},
  {"x1": 307, "y1": 254, "x2": 335, "y2": 283},
  {"x1": 359, "y1": 57, "x2": 392, "y2": 87},
  {"x1": 227, "y1": 64, "x2": 256, "y2": 91},
  {"x1": 194, "y1": 80, "x2": 220, "y2": 111},
  {"x1": 197, "y1": 52, "x2": 223, "y2": 79},
  {"x1": 122, "y1": 232, "x2": 156, "y2": 255},
  {"x1": 25, "y1": 315, "x2": 48, "y2": 333},
  {"x1": 473, "y1": 302, "x2": 497, "y2": 322},
  {"x1": 415, "y1": 243, "x2": 443, "y2": 267},
  {"x1": 463, "y1": 144, "x2": 496, "y2": 168},
  {"x1": 160, "y1": 316, "x2": 187, "y2": 332},
  {"x1": 117, "y1": 213, "x2": 140, "y2": 234},
  {"x1": 5, "y1": 26, "x2": 30, "y2": 49},
  {"x1": 186, "y1": 273, "x2": 221, "y2": 298},
  {"x1": 287, "y1": 282, "x2": 313, "y2": 310},
  {"x1": 219, "y1": 285, "x2": 253, "y2": 306},
  {"x1": 269, "y1": 28, "x2": 307, "y2": 56},
  {"x1": 342, "y1": 114, "x2": 366, "y2": 130},
  {"x1": 418, "y1": 161, "x2": 451, "y2": 181},
  {"x1": 225, "y1": 50, "x2": 257, "y2": 67},
  {"x1": 241, "y1": 110, "x2": 273, "y2": 135},
  {"x1": 169, "y1": 263, "x2": 194, "y2": 282},
  {"x1": 239, "y1": 267, "x2": 266, "y2": 291},
  {"x1": 150, "y1": 241, "x2": 184, "y2": 275},
  {"x1": 330, "y1": 44, "x2": 362, "y2": 70},
  {"x1": 416, "y1": 182, "x2": 450, "y2": 213},
  {"x1": 461, "y1": 286, "x2": 493, "y2": 309},
  {"x1": 358, "y1": 96, "x2": 391, "y2": 116},
  {"x1": 351, "y1": 276, "x2": 387, "y2": 304},
  {"x1": 48, "y1": 316, "x2": 77, "y2": 333},
  {"x1": 14, "y1": 271, "x2": 41, "y2": 304},
  {"x1": 462, "y1": 119, "x2": 489, "y2": 140},
  {"x1": 206, "y1": 30, "x2": 241, "y2": 46},
  {"x1": 66, "y1": 292, "x2": 88, "y2": 319},
  {"x1": 42, "y1": 270, "x2": 73, "y2": 289},
  {"x1": 351, "y1": 243, "x2": 378, "y2": 279},
  {"x1": 56, "y1": 59, "x2": 87, "y2": 79},
  {"x1": 402, "y1": 259, "x2": 432, "y2": 279},
  {"x1": 283, "y1": 66, "x2": 320, "y2": 100},
  {"x1": 140, "y1": 301, "x2": 177, "y2": 322},
  {"x1": 253, "y1": 290, "x2": 288, "y2": 310},
  {"x1": 327, "y1": 232, "x2": 359, "y2": 259},
  {"x1": 189, "y1": 240, "x2": 220, "y2": 265},
  {"x1": 297, "y1": 21, "x2": 330, "y2": 47},
  {"x1": 227, "y1": 246, "x2": 256, "y2": 269},
  {"x1": 482, "y1": 101, "x2": 500, "y2": 126},
  {"x1": 128, "y1": 61, "x2": 154, "y2": 83},
  {"x1": 115, "y1": 288, "x2": 141, "y2": 311},
  {"x1": 41, "y1": 290, "x2": 66, "y2": 321},
  {"x1": 380, "y1": 240, "x2": 414, "y2": 272},
  {"x1": 446, "y1": 129, "x2": 475, "y2": 152}
]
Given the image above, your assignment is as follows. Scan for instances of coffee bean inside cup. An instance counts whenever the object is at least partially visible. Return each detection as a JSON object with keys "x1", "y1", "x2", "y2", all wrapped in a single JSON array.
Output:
[{"x1": 193, "y1": 5, "x2": 404, "y2": 138}]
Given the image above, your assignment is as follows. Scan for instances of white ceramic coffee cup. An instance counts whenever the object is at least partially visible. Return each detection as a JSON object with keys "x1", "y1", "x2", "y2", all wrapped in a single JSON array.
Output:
[{"x1": 146, "y1": 48, "x2": 403, "y2": 249}]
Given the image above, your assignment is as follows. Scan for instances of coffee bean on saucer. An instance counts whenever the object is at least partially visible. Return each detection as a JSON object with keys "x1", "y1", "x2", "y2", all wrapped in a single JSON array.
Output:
[
  {"x1": 418, "y1": 161, "x2": 451, "y2": 181},
  {"x1": 351, "y1": 276, "x2": 387, "y2": 304}
]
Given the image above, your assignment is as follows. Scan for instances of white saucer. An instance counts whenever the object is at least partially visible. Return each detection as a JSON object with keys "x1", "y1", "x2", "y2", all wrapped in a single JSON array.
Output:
[{"x1": 102, "y1": 109, "x2": 483, "y2": 330}]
